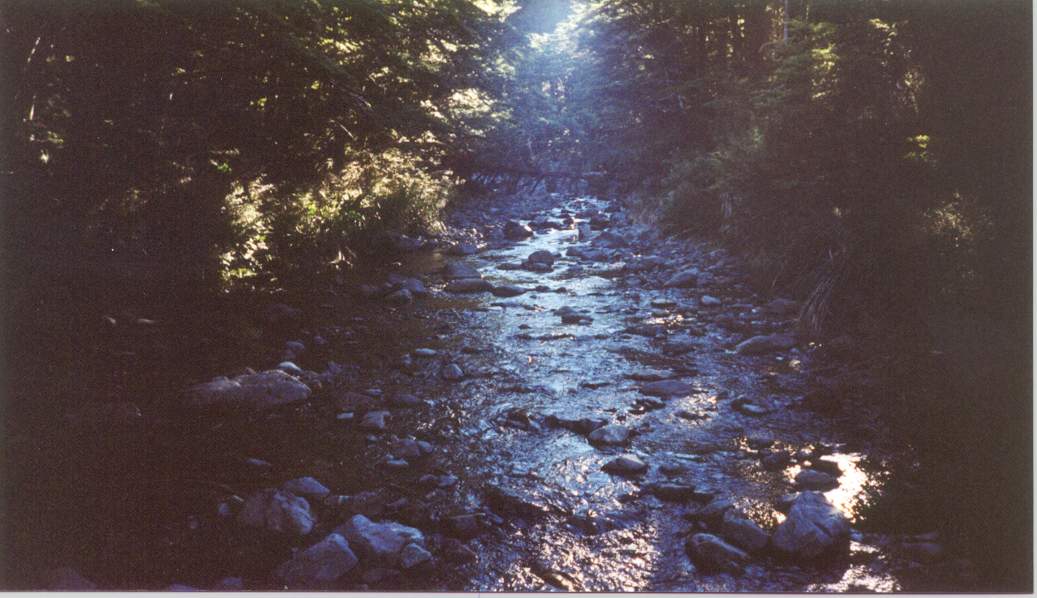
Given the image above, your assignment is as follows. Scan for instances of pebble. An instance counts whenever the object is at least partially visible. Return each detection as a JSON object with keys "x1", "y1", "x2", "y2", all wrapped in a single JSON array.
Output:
[
  {"x1": 360, "y1": 410, "x2": 390, "y2": 432},
  {"x1": 795, "y1": 469, "x2": 839, "y2": 490},
  {"x1": 442, "y1": 363, "x2": 465, "y2": 381}
]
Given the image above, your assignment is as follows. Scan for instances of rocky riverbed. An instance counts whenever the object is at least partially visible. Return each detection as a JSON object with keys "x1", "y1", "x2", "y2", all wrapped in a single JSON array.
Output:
[{"x1": 8, "y1": 192, "x2": 978, "y2": 591}]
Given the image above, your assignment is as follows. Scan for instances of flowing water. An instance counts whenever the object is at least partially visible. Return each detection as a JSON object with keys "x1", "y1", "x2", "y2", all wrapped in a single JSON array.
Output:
[{"x1": 3, "y1": 193, "x2": 970, "y2": 591}]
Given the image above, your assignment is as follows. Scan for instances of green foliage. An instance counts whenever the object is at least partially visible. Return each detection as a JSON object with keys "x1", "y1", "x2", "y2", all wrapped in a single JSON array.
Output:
[{"x1": 2, "y1": 0, "x2": 506, "y2": 295}]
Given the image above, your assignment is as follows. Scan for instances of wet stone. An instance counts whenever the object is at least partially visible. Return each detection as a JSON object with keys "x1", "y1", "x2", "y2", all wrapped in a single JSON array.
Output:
[
  {"x1": 700, "y1": 295, "x2": 722, "y2": 306},
  {"x1": 647, "y1": 482, "x2": 697, "y2": 502},
  {"x1": 735, "y1": 333, "x2": 797, "y2": 355},
  {"x1": 587, "y1": 424, "x2": 629, "y2": 445},
  {"x1": 446, "y1": 278, "x2": 494, "y2": 293},
  {"x1": 663, "y1": 268, "x2": 700, "y2": 288},
  {"x1": 761, "y1": 451, "x2": 792, "y2": 471},
  {"x1": 544, "y1": 414, "x2": 608, "y2": 435},
  {"x1": 360, "y1": 410, "x2": 390, "y2": 432},
  {"x1": 491, "y1": 285, "x2": 527, "y2": 297},
  {"x1": 771, "y1": 492, "x2": 851, "y2": 559},
  {"x1": 384, "y1": 288, "x2": 413, "y2": 305},
  {"x1": 685, "y1": 533, "x2": 749, "y2": 573},
  {"x1": 794, "y1": 469, "x2": 839, "y2": 490},
  {"x1": 412, "y1": 348, "x2": 438, "y2": 358},
  {"x1": 389, "y1": 393, "x2": 422, "y2": 408},
  {"x1": 282, "y1": 477, "x2": 331, "y2": 500},
  {"x1": 443, "y1": 262, "x2": 481, "y2": 280},
  {"x1": 602, "y1": 454, "x2": 648, "y2": 476},
  {"x1": 441, "y1": 363, "x2": 464, "y2": 381},
  {"x1": 721, "y1": 511, "x2": 770, "y2": 552},
  {"x1": 504, "y1": 220, "x2": 534, "y2": 240},
  {"x1": 640, "y1": 380, "x2": 695, "y2": 398}
]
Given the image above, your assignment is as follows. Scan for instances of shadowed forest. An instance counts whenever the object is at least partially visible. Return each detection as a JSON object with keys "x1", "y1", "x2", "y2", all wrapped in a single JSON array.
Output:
[{"x1": 1, "y1": 0, "x2": 1031, "y2": 592}]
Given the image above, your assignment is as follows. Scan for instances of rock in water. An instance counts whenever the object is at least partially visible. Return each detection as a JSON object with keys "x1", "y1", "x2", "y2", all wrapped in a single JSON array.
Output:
[
  {"x1": 443, "y1": 262, "x2": 482, "y2": 280},
  {"x1": 274, "y1": 533, "x2": 358, "y2": 588},
  {"x1": 445, "y1": 279, "x2": 494, "y2": 293},
  {"x1": 491, "y1": 285, "x2": 527, "y2": 297},
  {"x1": 237, "y1": 489, "x2": 315, "y2": 536},
  {"x1": 602, "y1": 454, "x2": 648, "y2": 476},
  {"x1": 721, "y1": 511, "x2": 770, "y2": 552},
  {"x1": 282, "y1": 477, "x2": 331, "y2": 500},
  {"x1": 663, "y1": 268, "x2": 699, "y2": 288},
  {"x1": 685, "y1": 533, "x2": 749, "y2": 573},
  {"x1": 734, "y1": 334, "x2": 797, "y2": 355},
  {"x1": 359, "y1": 410, "x2": 390, "y2": 432},
  {"x1": 587, "y1": 424, "x2": 629, "y2": 446},
  {"x1": 795, "y1": 469, "x2": 839, "y2": 490},
  {"x1": 504, "y1": 220, "x2": 534, "y2": 240},
  {"x1": 441, "y1": 363, "x2": 464, "y2": 381},
  {"x1": 771, "y1": 492, "x2": 851, "y2": 559},
  {"x1": 184, "y1": 370, "x2": 310, "y2": 411},
  {"x1": 334, "y1": 514, "x2": 425, "y2": 565},
  {"x1": 526, "y1": 250, "x2": 556, "y2": 266},
  {"x1": 640, "y1": 380, "x2": 695, "y2": 398}
]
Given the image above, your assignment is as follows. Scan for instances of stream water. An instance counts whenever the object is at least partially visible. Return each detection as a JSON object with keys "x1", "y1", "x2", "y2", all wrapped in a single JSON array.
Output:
[{"x1": 4, "y1": 192, "x2": 974, "y2": 591}]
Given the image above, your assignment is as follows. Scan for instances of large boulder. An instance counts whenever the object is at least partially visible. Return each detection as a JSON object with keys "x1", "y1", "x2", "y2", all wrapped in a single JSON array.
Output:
[
  {"x1": 237, "y1": 489, "x2": 315, "y2": 536},
  {"x1": 735, "y1": 334, "x2": 797, "y2": 355},
  {"x1": 334, "y1": 515, "x2": 424, "y2": 565},
  {"x1": 771, "y1": 492, "x2": 851, "y2": 559},
  {"x1": 273, "y1": 533, "x2": 358, "y2": 589},
  {"x1": 184, "y1": 370, "x2": 310, "y2": 411}
]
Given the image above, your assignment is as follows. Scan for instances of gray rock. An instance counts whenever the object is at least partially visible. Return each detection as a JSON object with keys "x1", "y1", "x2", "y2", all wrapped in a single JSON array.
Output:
[
  {"x1": 647, "y1": 483, "x2": 696, "y2": 502},
  {"x1": 690, "y1": 498, "x2": 734, "y2": 523},
  {"x1": 794, "y1": 469, "x2": 839, "y2": 490},
  {"x1": 544, "y1": 415, "x2": 608, "y2": 435},
  {"x1": 700, "y1": 295, "x2": 722, "y2": 306},
  {"x1": 274, "y1": 533, "x2": 358, "y2": 588},
  {"x1": 587, "y1": 424, "x2": 629, "y2": 445},
  {"x1": 441, "y1": 363, "x2": 464, "y2": 381},
  {"x1": 184, "y1": 370, "x2": 311, "y2": 411},
  {"x1": 443, "y1": 262, "x2": 481, "y2": 280},
  {"x1": 393, "y1": 276, "x2": 428, "y2": 297},
  {"x1": 334, "y1": 514, "x2": 424, "y2": 565},
  {"x1": 721, "y1": 511, "x2": 770, "y2": 552},
  {"x1": 391, "y1": 438, "x2": 432, "y2": 459},
  {"x1": 399, "y1": 543, "x2": 433, "y2": 569},
  {"x1": 445, "y1": 242, "x2": 479, "y2": 256},
  {"x1": 526, "y1": 250, "x2": 556, "y2": 266},
  {"x1": 284, "y1": 340, "x2": 307, "y2": 359},
  {"x1": 491, "y1": 285, "x2": 527, "y2": 297},
  {"x1": 576, "y1": 222, "x2": 592, "y2": 241},
  {"x1": 640, "y1": 380, "x2": 695, "y2": 398},
  {"x1": 412, "y1": 348, "x2": 438, "y2": 358},
  {"x1": 277, "y1": 361, "x2": 305, "y2": 376},
  {"x1": 504, "y1": 220, "x2": 534, "y2": 240},
  {"x1": 663, "y1": 268, "x2": 700, "y2": 288},
  {"x1": 771, "y1": 492, "x2": 851, "y2": 559},
  {"x1": 685, "y1": 533, "x2": 749, "y2": 573},
  {"x1": 445, "y1": 278, "x2": 494, "y2": 293},
  {"x1": 389, "y1": 393, "x2": 422, "y2": 408},
  {"x1": 237, "y1": 489, "x2": 315, "y2": 536},
  {"x1": 735, "y1": 334, "x2": 797, "y2": 355},
  {"x1": 602, "y1": 454, "x2": 648, "y2": 476},
  {"x1": 360, "y1": 410, "x2": 390, "y2": 432},
  {"x1": 282, "y1": 477, "x2": 331, "y2": 500}
]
